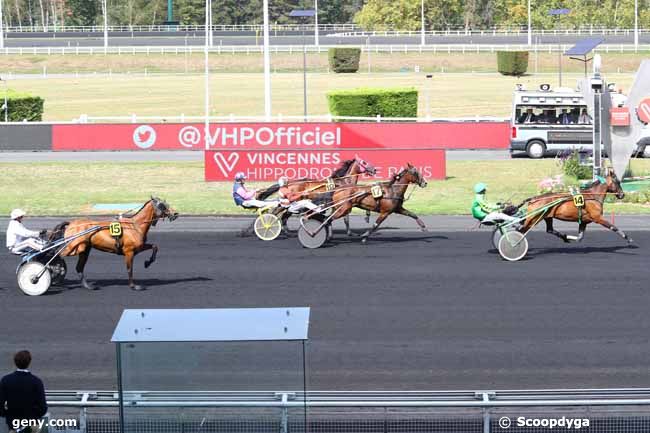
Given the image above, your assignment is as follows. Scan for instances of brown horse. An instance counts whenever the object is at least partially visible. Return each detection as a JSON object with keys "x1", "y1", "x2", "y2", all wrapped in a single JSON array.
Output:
[
  {"x1": 50, "y1": 197, "x2": 178, "y2": 291},
  {"x1": 518, "y1": 169, "x2": 633, "y2": 244},
  {"x1": 257, "y1": 156, "x2": 377, "y2": 236},
  {"x1": 312, "y1": 164, "x2": 428, "y2": 243}
]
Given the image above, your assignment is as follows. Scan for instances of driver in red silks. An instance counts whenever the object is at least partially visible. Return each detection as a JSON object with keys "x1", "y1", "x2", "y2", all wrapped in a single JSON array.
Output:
[{"x1": 277, "y1": 177, "x2": 321, "y2": 213}]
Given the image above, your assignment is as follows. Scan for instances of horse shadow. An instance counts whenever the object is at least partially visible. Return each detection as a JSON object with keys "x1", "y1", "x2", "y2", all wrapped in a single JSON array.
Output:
[
  {"x1": 328, "y1": 232, "x2": 448, "y2": 247},
  {"x1": 46, "y1": 276, "x2": 213, "y2": 294},
  {"x1": 527, "y1": 243, "x2": 639, "y2": 258}
]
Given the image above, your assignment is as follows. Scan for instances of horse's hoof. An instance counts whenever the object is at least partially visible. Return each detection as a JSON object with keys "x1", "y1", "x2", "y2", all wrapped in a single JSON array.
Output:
[
  {"x1": 83, "y1": 283, "x2": 97, "y2": 291},
  {"x1": 420, "y1": 227, "x2": 428, "y2": 233},
  {"x1": 361, "y1": 238, "x2": 368, "y2": 244},
  {"x1": 131, "y1": 285, "x2": 145, "y2": 291}
]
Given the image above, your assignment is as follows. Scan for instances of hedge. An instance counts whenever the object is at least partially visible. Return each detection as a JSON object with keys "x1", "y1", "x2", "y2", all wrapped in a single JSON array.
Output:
[
  {"x1": 327, "y1": 88, "x2": 418, "y2": 118},
  {"x1": 496, "y1": 51, "x2": 529, "y2": 76},
  {"x1": 328, "y1": 47, "x2": 361, "y2": 73},
  {"x1": 0, "y1": 90, "x2": 45, "y2": 122}
]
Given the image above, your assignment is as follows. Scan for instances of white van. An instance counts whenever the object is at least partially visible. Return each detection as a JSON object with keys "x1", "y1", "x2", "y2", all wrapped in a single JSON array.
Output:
[{"x1": 509, "y1": 84, "x2": 650, "y2": 158}]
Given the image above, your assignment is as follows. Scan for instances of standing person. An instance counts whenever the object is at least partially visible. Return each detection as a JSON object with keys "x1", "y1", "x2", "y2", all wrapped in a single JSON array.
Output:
[
  {"x1": 5, "y1": 210, "x2": 46, "y2": 255},
  {"x1": 558, "y1": 109, "x2": 572, "y2": 125},
  {"x1": 518, "y1": 108, "x2": 537, "y2": 124},
  {"x1": 578, "y1": 108, "x2": 592, "y2": 124},
  {"x1": 0, "y1": 351, "x2": 48, "y2": 433}
]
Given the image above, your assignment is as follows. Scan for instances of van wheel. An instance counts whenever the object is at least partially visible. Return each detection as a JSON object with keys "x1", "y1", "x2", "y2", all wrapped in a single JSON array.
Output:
[{"x1": 526, "y1": 140, "x2": 546, "y2": 159}]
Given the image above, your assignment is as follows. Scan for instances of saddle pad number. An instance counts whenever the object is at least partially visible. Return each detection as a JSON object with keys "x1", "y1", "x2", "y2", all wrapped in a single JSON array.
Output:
[
  {"x1": 326, "y1": 178, "x2": 336, "y2": 191},
  {"x1": 573, "y1": 194, "x2": 585, "y2": 208},
  {"x1": 371, "y1": 185, "x2": 383, "y2": 198},
  {"x1": 109, "y1": 222, "x2": 123, "y2": 237}
]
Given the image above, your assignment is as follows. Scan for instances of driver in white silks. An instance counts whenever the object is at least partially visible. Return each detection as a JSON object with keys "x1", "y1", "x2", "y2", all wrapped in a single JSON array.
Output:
[
  {"x1": 5, "y1": 209, "x2": 47, "y2": 254},
  {"x1": 277, "y1": 177, "x2": 322, "y2": 213}
]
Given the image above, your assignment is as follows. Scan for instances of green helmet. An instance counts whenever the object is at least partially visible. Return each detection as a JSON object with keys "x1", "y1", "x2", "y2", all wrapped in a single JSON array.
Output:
[{"x1": 474, "y1": 183, "x2": 487, "y2": 194}]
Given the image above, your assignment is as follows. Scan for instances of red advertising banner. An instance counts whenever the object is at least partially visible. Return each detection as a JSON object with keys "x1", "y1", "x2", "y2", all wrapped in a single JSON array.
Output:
[
  {"x1": 52, "y1": 122, "x2": 509, "y2": 151},
  {"x1": 204, "y1": 149, "x2": 446, "y2": 182}
]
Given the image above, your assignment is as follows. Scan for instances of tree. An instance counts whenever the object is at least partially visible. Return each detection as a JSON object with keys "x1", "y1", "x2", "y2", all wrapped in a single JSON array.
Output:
[
  {"x1": 177, "y1": 0, "x2": 203, "y2": 25},
  {"x1": 355, "y1": 0, "x2": 464, "y2": 31},
  {"x1": 63, "y1": 0, "x2": 97, "y2": 25}
]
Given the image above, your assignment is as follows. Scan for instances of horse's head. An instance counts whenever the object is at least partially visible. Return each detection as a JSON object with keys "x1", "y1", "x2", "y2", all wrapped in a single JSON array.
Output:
[
  {"x1": 353, "y1": 155, "x2": 377, "y2": 176},
  {"x1": 605, "y1": 168, "x2": 625, "y2": 200},
  {"x1": 151, "y1": 196, "x2": 179, "y2": 222},
  {"x1": 394, "y1": 164, "x2": 427, "y2": 188}
]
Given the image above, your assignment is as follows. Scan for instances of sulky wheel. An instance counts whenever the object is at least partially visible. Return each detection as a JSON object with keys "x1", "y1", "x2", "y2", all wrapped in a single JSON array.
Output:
[
  {"x1": 17, "y1": 261, "x2": 52, "y2": 296},
  {"x1": 498, "y1": 231, "x2": 529, "y2": 262},
  {"x1": 491, "y1": 226, "x2": 514, "y2": 250},
  {"x1": 49, "y1": 256, "x2": 67, "y2": 286},
  {"x1": 254, "y1": 213, "x2": 282, "y2": 241},
  {"x1": 298, "y1": 219, "x2": 328, "y2": 249}
]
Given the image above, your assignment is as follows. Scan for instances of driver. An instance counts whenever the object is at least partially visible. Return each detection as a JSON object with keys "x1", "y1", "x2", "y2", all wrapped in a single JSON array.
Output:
[
  {"x1": 277, "y1": 177, "x2": 322, "y2": 213},
  {"x1": 6, "y1": 209, "x2": 46, "y2": 254},
  {"x1": 471, "y1": 183, "x2": 517, "y2": 224},
  {"x1": 232, "y1": 172, "x2": 279, "y2": 208}
]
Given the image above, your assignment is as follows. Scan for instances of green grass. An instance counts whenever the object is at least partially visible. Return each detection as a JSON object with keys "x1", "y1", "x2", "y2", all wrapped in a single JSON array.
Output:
[
  {"x1": 3, "y1": 72, "x2": 637, "y2": 120},
  {"x1": 2, "y1": 160, "x2": 650, "y2": 216},
  {"x1": 1, "y1": 52, "x2": 648, "y2": 74}
]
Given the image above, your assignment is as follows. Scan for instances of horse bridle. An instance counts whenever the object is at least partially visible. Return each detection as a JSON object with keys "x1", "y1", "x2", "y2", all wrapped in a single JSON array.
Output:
[
  {"x1": 151, "y1": 198, "x2": 178, "y2": 224},
  {"x1": 392, "y1": 166, "x2": 426, "y2": 187}
]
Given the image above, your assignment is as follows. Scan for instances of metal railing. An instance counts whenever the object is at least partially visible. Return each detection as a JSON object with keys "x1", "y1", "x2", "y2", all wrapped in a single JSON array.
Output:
[
  {"x1": 1, "y1": 43, "x2": 649, "y2": 56},
  {"x1": 331, "y1": 28, "x2": 650, "y2": 38},
  {"x1": 1, "y1": 25, "x2": 647, "y2": 35},
  {"x1": 39, "y1": 389, "x2": 650, "y2": 433},
  {"x1": 71, "y1": 114, "x2": 508, "y2": 124},
  {"x1": 2, "y1": 24, "x2": 359, "y2": 33}
]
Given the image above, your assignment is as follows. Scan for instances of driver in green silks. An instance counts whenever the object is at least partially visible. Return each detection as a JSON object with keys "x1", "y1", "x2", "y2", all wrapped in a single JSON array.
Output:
[{"x1": 471, "y1": 183, "x2": 516, "y2": 224}]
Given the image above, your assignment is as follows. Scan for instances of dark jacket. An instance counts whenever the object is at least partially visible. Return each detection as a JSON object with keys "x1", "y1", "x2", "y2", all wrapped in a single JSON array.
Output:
[{"x1": 0, "y1": 371, "x2": 47, "y2": 428}]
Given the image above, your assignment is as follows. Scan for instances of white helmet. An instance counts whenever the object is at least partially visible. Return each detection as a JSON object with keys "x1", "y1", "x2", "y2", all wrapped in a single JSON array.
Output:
[
  {"x1": 10, "y1": 209, "x2": 26, "y2": 220},
  {"x1": 234, "y1": 172, "x2": 246, "y2": 181},
  {"x1": 278, "y1": 176, "x2": 289, "y2": 187}
]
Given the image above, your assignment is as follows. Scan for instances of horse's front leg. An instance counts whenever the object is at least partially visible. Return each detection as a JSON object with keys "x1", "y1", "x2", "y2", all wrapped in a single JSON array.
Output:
[
  {"x1": 396, "y1": 207, "x2": 427, "y2": 232},
  {"x1": 141, "y1": 243, "x2": 158, "y2": 269},
  {"x1": 361, "y1": 212, "x2": 389, "y2": 244},
  {"x1": 545, "y1": 218, "x2": 571, "y2": 243},
  {"x1": 594, "y1": 217, "x2": 634, "y2": 244},
  {"x1": 124, "y1": 251, "x2": 144, "y2": 291}
]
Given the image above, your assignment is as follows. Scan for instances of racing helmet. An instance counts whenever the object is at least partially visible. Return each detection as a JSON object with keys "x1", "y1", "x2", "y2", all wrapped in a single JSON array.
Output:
[
  {"x1": 278, "y1": 176, "x2": 289, "y2": 187},
  {"x1": 234, "y1": 172, "x2": 247, "y2": 181},
  {"x1": 474, "y1": 183, "x2": 487, "y2": 194},
  {"x1": 10, "y1": 209, "x2": 27, "y2": 220}
]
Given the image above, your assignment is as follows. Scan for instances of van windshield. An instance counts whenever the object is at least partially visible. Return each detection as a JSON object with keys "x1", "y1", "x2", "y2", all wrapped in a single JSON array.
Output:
[{"x1": 515, "y1": 105, "x2": 591, "y2": 125}]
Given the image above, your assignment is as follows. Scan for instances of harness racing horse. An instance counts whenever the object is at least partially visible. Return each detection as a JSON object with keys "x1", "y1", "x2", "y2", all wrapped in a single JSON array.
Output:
[
  {"x1": 257, "y1": 157, "x2": 377, "y2": 236},
  {"x1": 50, "y1": 197, "x2": 178, "y2": 291},
  {"x1": 518, "y1": 169, "x2": 633, "y2": 244},
  {"x1": 318, "y1": 164, "x2": 428, "y2": 243}
]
